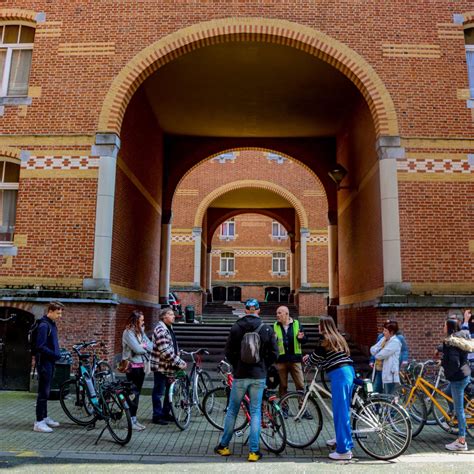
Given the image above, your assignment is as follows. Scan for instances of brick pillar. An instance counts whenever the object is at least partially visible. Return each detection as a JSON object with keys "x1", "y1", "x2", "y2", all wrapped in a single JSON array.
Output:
[{"x1": 193, "y1": 227, "x2": 202, "y2": 287}]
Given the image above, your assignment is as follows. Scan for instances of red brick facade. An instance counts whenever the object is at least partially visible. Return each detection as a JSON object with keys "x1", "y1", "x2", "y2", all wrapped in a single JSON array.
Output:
[{"x1": 0, "y1": 2, "x2": 472, "y2": 364}]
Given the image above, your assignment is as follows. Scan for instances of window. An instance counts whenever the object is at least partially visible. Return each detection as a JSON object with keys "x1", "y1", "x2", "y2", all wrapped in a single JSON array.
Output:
[
  {"x1": 271, "y1": 221, "x2": 287, "y2": 239},
  {"x1": 220, "y1": 218, "x2": 235, "y2": 239},
  {"x1": 465, "y1": 28, "x2": 474, "y2": 98},
  {"x1": 272, "y1": 252, "x2": 287, "y2": 274},
  {"x1": 211, "y1": 152, "x2": 236, "y2": 163},
  {"x1": 220, "y1": 252, "x2": 235, "y2": 273},
  {"x1": 0, "y1": 160, "x2": 20, "y2": 243},
  {"x1": 267, "y1": 152, "x2": 287, "y2": 164},
  {"x1": 0, "y1": 25, "x2": 35, "y2": 97}
]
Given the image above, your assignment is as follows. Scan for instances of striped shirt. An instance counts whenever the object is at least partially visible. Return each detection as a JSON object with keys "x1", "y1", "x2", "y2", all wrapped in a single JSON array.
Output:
[{"x1": 308, "y1": 344, "x2": 353, "y2": 373}]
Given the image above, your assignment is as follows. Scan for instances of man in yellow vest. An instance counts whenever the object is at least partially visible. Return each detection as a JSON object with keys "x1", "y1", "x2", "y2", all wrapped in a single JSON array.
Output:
[{"x1": 273, "y1": 305, "x2": 307, "y2": 413}]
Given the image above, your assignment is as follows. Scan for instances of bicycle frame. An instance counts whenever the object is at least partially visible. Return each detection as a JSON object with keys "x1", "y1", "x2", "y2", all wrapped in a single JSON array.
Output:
[
  {"x1": 294, "y1": 367, "x2": 384, "y2": 436},
  {"x1": 407, "y1": 376, "x2": 474, "y2": 426}
]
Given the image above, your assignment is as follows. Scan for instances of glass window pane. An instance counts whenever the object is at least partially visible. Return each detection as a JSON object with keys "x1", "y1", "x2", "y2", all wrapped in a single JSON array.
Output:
[
  {"x1": 228, "y1": 259, "x2": 234, "y2": 272},
  {"x1": 7, "y1": 49, "x2": 32, "y2": 96},
  {"x1": 4, "y1": 162, "x2": 20, "y2": 183},
  {"x1": 228, "y1": 222, "x2": 234, "y2": 235},
  {"x1": 467, "y1": 50, "x2": 474, "y2": 97},
  {"x1": 281, "y1": 259, "x2": 286, "y2": 272},
  {"x1": 4, "y1": 25, "x2": 19, "y2": 44},
  {"x1": 19, "y1": 26, "x2": 35, "y2": 44},
  {"x1": 220, "y1": 259, "x2": 226, "y2": 272},
  {"x1": 0, "y1": 49, "x2": 6, "y2": 83},
  {"x1": 0, "y1": 189, "x2": 17, "y2": 241}
]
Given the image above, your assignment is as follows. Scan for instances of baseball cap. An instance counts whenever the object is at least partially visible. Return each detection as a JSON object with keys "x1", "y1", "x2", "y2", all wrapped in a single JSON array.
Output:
[{"x1": 245, "y1": 298, "x2": 260, "y2": 310}]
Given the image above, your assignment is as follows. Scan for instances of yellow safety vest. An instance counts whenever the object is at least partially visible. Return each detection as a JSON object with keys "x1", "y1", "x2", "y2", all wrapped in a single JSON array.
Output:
[{"x1": 273, "y1": 320, "x2": 302, "y2": 356}]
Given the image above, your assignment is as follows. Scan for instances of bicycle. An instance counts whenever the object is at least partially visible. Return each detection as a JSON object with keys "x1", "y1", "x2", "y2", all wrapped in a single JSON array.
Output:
[
  {"x1": 168, "y1": 348, "x2": 213, "y2": 430},
  {"x1": 202, "y1": 360, "x2": 287, "y2": 454},
  {"x1": 59, "y1": 340, "x2": 115, "y2": 426},
  {"x1": 279, "y1": 366, "x2": 412, "y2": 460},
  {"x1": 60, "y1": 343, "x2": 132, "y2": 445},
  {"x1": 404, "y1": 360, "x2": 474, "y2": 438}
]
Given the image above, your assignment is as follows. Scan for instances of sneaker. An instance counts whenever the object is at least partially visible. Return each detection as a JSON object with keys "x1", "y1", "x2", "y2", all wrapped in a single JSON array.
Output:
[
  {"x1": 445, "y1": 440, "x2": 468, "y2": 452},
  {"x1": 33, "y1": 420, "x2": 53, "y2": 433},
  {"x1": 162, "y1": 414, "x2": 175, "y2": 422},
  {"x1": 326, "y1": 438, "x2": 337, "y2": 448},
  {"x1": 132, "y1": 421, "x2": 145, "y2": 431},
  {"x1": 329, "y1": 451, "x2": 353, "y2": 461},
  {"x1": 248, "y1": 451, "x2": 262, "y2": 462},
  {"x1": 151, "y1": 418, "x2": 168, "y2": 425},
  {"x1": 302, "y1": 410, "x2": 313, "y2": 420},
  {"x1": 214, "y1": 444, "x2": 231, "y2": 456},
  {"x1": 134, "y1": 421, "x2": 146, "y2": 430},
  {"x1": 43, "y1": 417, "x2": 60, "y2": 428}
]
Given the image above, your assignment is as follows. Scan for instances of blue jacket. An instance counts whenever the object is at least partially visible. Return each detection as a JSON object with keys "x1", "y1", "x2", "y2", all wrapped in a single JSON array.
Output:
[
  {"x1": 36, "y1": 315, "x2": 61, "y2": 364},
  {"x1": 369, "y1": 332, "x2": 409, "y2": 366}
]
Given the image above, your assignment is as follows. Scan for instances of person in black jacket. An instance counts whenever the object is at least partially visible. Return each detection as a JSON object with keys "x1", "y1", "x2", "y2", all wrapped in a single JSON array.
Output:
[
  {"x1": 34, "y1": 301, "x2": 64, "y2": 433},
  {"x1": 441, "y1": 318, "x2": 472, "y2": 452},
  {"x1": 214, "y1": 298, "x2": 278, "y2": 462}
]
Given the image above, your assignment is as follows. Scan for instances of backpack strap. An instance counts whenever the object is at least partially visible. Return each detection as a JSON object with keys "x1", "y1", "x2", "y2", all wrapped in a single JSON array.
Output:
[{"x1": 255, "y1": 322, "x2": 265, "y2": 334}]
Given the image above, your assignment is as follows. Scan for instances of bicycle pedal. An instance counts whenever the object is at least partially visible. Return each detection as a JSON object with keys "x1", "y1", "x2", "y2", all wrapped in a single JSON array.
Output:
[
  {"x1": 235, "y1": 430, "x2": 244, "y2": 438},
  {"x1": 86, "y1": 423, "x2": 96, "y2": 431}
]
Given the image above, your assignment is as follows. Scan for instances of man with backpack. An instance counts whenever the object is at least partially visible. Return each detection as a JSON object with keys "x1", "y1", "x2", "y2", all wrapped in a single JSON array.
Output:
[
  {"x1": 32, "y1": 301, "x2": 64, "y2": 433},
  {"x1": 214, "y1": 298, "x2": 278, "y2": 462}
]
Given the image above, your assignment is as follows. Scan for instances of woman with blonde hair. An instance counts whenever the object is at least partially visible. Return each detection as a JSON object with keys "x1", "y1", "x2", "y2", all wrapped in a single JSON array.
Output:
[
  {"x1": 304, "y1": 316, "x2": 354, "y2": 460},
  {"x1": 122, "y1": 310, "x2": 152, "y2": 431}
]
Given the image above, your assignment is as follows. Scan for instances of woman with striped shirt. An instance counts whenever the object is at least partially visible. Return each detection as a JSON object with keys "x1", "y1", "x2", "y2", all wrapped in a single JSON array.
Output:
[{"x1": 304, "y1": 316, "x2": 354, "y2": 460}]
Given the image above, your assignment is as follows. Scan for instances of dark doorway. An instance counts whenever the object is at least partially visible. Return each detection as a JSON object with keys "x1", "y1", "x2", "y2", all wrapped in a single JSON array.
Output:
[
  {"x1": 227, "y1": 286, "x2": 241, "y2": 301},
  {"x1": 265, "y1": 287, "x2": 279, "y2": 302},
  {"x1": 279, "y1": 287, "x2": 290, "y2": 302},
  {"x1": 0, "y1": 307, "x2": 34, "y2": 390},
  {"x1": 212, "y1": 286, "x2": 227, "y2": 302}
]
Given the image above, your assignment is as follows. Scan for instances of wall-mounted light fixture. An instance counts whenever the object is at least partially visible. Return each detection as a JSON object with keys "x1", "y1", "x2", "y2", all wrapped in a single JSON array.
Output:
[{"x1": 328, "y1": 164, "x2": 351, "y2": 191}]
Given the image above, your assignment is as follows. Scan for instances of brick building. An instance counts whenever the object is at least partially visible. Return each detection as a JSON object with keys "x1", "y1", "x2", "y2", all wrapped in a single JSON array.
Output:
[{"x1": 0, "y1": 2, "x2": 473, "y2": 385}]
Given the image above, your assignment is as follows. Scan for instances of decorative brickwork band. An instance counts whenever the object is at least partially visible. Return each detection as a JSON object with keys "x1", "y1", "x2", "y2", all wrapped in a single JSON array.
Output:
[
  {"x1": 98, "y1": 18, "x2": 399, "y2": 138},
  {"x1": 22, "y1": 156, "x2": 99, "y2": 170}
]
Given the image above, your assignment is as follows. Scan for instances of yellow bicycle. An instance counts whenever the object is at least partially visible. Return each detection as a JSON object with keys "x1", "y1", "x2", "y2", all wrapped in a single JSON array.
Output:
[{"x1": 404, "y1": 361, "x2": 474, "y2": 438}]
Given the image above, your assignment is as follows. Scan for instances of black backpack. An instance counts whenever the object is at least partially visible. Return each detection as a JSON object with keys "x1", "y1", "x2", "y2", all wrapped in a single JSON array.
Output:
[
  {"x1": 240, "y1": 323, "x2": 265, "y2": 364},
  {"x1": 28, "y1": 319, "x2": 50, "y2": 354}
]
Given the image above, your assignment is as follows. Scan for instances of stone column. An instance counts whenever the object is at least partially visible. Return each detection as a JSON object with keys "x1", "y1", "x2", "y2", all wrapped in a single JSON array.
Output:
[
  {"x1": 193, "y1": 227, "x2": 202, "y2": 287},
  {"x1": 206, "y1": 250, "x2": 212, "y2": 291},
  {"x1": 87, "y1": 133, "x2": 120, "y2": 291},
  {"x1": 328, "y1": 211, "x2": 339, "y2": 303},
  {"x1": 300, "y1": 228, "x2": 310, "y2": 288},
  {"x1": 376, "y1": 137, "x2": 404, "y2": 289},
  {"x1": 159, "y1": 211, "x2": 172, "y2": 305}
]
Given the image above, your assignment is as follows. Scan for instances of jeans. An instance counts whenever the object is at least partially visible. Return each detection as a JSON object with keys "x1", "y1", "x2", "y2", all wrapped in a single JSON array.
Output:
[
  {"x1": 152, "y1": 371, "x2": 172, "y2": 420},
  {"x1": 36, "y1": 360, "x2": 54, "y2": 422},
  {"x1": 126, "y1": 367, "x2": 145, "y2": 417},
  {"x1": 448, "y1": 376, "x2": 470, "y2": 438},
  {"x1": 220, "y1": 378, "x2": 266, "y2": 453},
  {"x1": 327, "y1": 365, "x2": 355, "y2": 454},
  {"x1": 373, "y1": 370, "x2": 398, "y2": 395}
]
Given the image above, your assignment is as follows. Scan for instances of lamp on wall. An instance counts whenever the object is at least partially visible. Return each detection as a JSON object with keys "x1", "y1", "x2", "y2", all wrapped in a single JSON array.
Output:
[{"x1": 328, "y1": 164, "x2": 351, "y2": 190}]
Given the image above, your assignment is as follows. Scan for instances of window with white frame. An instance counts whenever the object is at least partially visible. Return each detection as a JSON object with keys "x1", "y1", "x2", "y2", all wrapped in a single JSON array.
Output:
[
  {"x1": 220, "y1": 252, "x2": 235, "y2": 273},
  {"x1": 272, "y1": 252, "x2": 287, "y2": 274},
  {"x1": 220, "y1": 218, "x2": 235, "y2": 239},
  {"x1": 465, "y1": 28, "x2": 474, "y2": 98},
  {"x1": 0, "y1": 25, "x2": 35, "y2": 97},
  {"x1": 271, "y1": 221, "x2": 287, "y2": 239},
  {"x1": 0, "y1": 160, "x2": 20, "y2": 243}
]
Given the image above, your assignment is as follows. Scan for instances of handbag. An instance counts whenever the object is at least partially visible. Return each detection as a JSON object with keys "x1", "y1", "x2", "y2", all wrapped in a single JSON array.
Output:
[{"x1": 117, "y1": 359, "x2": 131, "y2": 373}]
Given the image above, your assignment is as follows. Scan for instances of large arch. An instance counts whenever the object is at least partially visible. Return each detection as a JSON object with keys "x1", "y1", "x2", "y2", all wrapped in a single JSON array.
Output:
[
  {"x1": 97, "y1": 17, "x2": 399, "y2": 137},
  {"x1": 193, "y1": 180, "x2": 309, "y2": 229}
]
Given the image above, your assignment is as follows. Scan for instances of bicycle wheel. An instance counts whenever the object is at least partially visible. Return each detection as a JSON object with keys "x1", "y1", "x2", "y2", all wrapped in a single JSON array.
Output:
[
  {"x1": 197, "y1": 370, "x2": 214, "y2": 412},
  {"x1": 260, "y1": 399, "x2": 287, "y2": 454},
  {"x1": 60, "y1": 378, "x2": 97, "y2": 426},
  {"x1": 465, "y1": 394, "x2": 474, "y2": 439},
  {"x1": 278, "y1": 391, "x2": 323, "y2": 448},
  {"x1": 104, "y1": 390, "x2": 132, "y2": 445},
  {"x1": 399, "y1": 387, "x2": 427, "y2": 438},
  {"x1": 353, "y1": 397, "x2": 412, "y2": 460},
  {"x1": 432, "y1": 389, "x2": 457, "y2": 434},
  {"x1": 202, "y1": 386, "x2": 248, "y2": 431},
  {"x1": 96, "y1": 361, "x2": 115, "y2": 383},
  {"x1": 169, "y1": 377, "x2": 191, "y2": 430},
  {"x1": 424, "y1": 380, "x2": 449, "y2": 426}
]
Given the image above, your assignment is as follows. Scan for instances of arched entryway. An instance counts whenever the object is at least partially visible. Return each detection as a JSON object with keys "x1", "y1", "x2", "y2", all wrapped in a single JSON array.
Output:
[{"x1": 0, "y1": 307, "x2": 34, "y2": 390}]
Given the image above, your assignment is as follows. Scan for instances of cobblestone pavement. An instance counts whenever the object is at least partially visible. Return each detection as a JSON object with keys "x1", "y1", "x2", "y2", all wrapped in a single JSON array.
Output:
[{"x1": 1, "y1": 390, "x2": 473, "y2": 469}]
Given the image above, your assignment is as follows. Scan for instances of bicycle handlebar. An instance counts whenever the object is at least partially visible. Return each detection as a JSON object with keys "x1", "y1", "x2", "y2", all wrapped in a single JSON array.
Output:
[
  {"x1": 181, "y1": 348, "x2": 209, "y2": 361},
  {"x1": 72, "y1": 340, "x2": 98, "y2": 353}
]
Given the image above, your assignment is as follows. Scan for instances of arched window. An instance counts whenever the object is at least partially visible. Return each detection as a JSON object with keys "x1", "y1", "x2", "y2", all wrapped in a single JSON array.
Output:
[
  {"x1": 0, "y1": 159, "x2": 19, "y2": 243},
  {"x1": 220, "y1": 252, "x2": 235, "y2": 274},
  {"x1": 271, "y1": 221, "x2": 287, "y2": 240},
  {"x1": 0, "y1": 25, "x2": 35, "y2": 97},
  {"x1": 272, "y1": 252, "x2": 287, "y2": 274},
  {"x1": 465, "y1": 28, "x2": 474, "y2": 98}
]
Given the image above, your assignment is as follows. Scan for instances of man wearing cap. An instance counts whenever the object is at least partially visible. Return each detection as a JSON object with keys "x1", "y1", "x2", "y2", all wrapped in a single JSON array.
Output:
[{"x1": 214, "y1": 298, "x2": 279, "y2": 462}]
